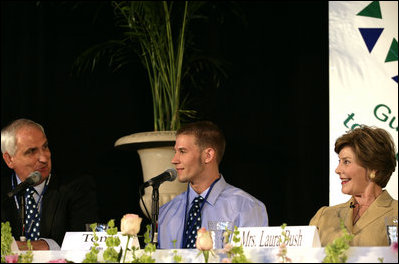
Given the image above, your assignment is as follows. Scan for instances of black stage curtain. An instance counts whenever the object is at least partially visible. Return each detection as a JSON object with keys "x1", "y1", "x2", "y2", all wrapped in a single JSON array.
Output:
[{"x1": 1, "y1": 1, "x2": 329, "y2": 230}]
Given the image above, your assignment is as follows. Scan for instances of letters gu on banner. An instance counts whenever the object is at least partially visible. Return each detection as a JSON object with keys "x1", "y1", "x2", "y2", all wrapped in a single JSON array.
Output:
[{"x1": 329, "y1": 1, "x2": 398, "y2": 206}]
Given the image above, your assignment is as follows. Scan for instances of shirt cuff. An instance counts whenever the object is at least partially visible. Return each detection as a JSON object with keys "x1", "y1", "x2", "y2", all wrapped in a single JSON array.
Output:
[{"x1": 39, "y1": 238, "x2": 61, "y2": 250}]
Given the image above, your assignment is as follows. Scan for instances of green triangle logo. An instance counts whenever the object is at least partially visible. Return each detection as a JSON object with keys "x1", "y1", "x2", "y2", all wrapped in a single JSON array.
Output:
[
  {"x1": 357, "y1": 1, "x2": 382, "y2": 19},
  {"x1": 385, "y1": 38, "x2": 398, "y2": 62}
]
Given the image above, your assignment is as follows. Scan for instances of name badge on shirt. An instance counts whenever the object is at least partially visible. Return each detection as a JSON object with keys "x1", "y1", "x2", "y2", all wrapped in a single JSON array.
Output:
[
  {"x1": 61, "y1": 232, "x2": 140, "y2": 251},
  {"x1": 236, "y1": 226, "x2": 321, "y2": 248}
]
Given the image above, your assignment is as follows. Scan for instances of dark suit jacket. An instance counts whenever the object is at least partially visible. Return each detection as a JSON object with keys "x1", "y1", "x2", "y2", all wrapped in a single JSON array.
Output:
[{"x1": 1, "y1": 172, "x2": 99, "y2": 246}]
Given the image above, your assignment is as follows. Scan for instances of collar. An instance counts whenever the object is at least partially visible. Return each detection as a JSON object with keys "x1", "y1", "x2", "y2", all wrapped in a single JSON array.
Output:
[
  {"x1": 187, "y1": 174, "x2": 225, "y2": 205},
  {"x1": 352, "y1": 190, "x2": 395, "y2": 232},
  {"x1": 373, "y1": 190, "x2": 395, "y2": 207},
  {"x1": 200, "y1": 174, "x2": 227, "y2": 206},
  {"x1": 188, "y1": 185, "x2": 209, "y2": 204},
  {"x1": 343, "y1": 190, "x2": 395, "y2": 232},
  {"x1": 348, "y1": 190, "x2": 394, "y2": 208}
]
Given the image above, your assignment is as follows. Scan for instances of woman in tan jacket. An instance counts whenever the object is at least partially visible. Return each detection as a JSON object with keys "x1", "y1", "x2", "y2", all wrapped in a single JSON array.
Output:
[{"x1": 310, "y1": 125, "x2": 397, "y2": 246}]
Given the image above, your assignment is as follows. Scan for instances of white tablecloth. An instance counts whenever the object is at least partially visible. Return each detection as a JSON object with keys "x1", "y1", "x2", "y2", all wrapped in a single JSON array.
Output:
[{"x1": 21, "y1": 246, "x2": 398, "y2": 263}]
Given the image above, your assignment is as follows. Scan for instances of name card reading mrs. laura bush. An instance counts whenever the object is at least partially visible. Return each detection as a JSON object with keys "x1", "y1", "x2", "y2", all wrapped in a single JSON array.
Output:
[
  {"x1": 61, "y1": 232, "x2": 140, "y2": 251},
  {"x1": 237, "y1": 226, "x2": 321, "y2": 248}
]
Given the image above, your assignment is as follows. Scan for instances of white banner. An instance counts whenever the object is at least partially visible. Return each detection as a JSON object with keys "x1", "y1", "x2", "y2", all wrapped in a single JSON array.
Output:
[{"x1": 329, "y1": 1, "x2": 398, "y2": 205}]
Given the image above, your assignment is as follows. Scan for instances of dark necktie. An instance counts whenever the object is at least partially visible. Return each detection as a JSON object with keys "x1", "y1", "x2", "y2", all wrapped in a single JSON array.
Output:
[
  {"x1": 25, "y1": 186, "x2": 40, "y2": 240},
  {"x1": 183, "y1": 196, "x2": 204, "y2": 248}
]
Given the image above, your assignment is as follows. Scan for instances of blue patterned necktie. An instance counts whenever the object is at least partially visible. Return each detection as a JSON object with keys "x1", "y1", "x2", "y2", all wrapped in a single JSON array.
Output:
[
  {"x1": 25, "y1": 186, "x2": 41, "y2": 240},
  {"x1": 183, "y1": 196, "x2": 204, "y2": 248}
]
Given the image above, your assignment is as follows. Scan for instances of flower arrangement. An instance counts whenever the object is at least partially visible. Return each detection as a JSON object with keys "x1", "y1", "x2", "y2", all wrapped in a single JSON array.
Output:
[
  {"x1": 11, "y1": 219, "x2": 397, "y2": 263},
  {"x1": 82, "y1": 219, "x2": 122, "y2": 263},
  {"x1": 83, "y1": 214, "x2": 156, "y2": 263},
  {"x1": 221, "y1": 226, "x2": 250, "y2": 263},
  {"x1": 277, "y1": 223, "x2": 292, "y2": 263},
  {"x1": 101, "y1": 220, "x2": 121, "y2": 262},
  {"x1": 1, "y1": 221, "x2": 34, "y2": 263},
  {"x1": 322, "y1": 220, "x2": 354, "y2": 263},
  {"x1": 82, "y1": 223, "x2": 100, "y2": 263},
  {"x1": 82, "y1": 219, "x2": 123, "y2": 263},
  {"x1": 2, "y1": 215, "x2": 157, "y2": 263},
  {"x1": 1, "y1": 222, "x2": 13, "y2": 262}
]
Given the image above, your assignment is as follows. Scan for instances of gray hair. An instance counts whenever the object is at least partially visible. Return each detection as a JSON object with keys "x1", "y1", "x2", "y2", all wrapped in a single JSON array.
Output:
[{"x1": 1, "y1": 118, "x2": 45, "y2": 156}]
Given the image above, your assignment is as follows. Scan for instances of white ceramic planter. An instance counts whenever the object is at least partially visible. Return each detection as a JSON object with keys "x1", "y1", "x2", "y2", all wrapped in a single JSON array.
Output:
[{"x1": 114, "y1": 131, "x2": 187, "y2": 218}]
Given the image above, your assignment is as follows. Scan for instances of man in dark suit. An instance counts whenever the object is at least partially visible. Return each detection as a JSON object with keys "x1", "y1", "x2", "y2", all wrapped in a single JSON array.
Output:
[{"x1": 1, "y1": 118, "x2": 99, "y2": 250}]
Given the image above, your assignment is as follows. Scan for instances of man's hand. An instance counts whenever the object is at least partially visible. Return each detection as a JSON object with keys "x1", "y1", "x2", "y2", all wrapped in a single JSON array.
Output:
[{"x1": 16, "y1": 240, "x2": 49, "y2": 250}]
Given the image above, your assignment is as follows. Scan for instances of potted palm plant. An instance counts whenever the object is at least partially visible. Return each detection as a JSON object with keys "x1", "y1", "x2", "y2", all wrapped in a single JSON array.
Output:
[{"x1": 74, "y1": 1, "x2": 226, "y2": 217}]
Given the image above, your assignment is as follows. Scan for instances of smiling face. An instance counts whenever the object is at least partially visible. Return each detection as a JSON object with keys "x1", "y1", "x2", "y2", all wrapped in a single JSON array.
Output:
[
  {"x1": 171, "y1": 134, "x2": 206, "y2": 184},
  {"x1": 3, "y1": 125, "x2": 51, "y2": 183},
  {"x1": 335, "y1": 146, "x2": 369, "y2": 196}
]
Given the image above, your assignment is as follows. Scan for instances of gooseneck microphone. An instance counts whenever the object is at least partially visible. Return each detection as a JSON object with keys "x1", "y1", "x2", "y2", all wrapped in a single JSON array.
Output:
[
  {"x1": 142, "y1": 168, "x2": 177, "y2": 189},
  {"x1": 7, "y1": 171, "x2": 42, "y2": 198}
]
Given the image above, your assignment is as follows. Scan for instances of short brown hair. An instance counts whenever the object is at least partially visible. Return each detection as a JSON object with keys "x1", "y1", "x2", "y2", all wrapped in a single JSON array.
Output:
[
  {"x1": 177, "y1": 121, "x2": 226, "y2": 164},
  {"x1": 334, "y1": 125, "x2": 396, "y2": 188}
]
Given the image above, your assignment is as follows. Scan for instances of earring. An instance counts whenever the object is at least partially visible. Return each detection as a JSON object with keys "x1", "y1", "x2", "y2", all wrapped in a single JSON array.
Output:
[{"x1": 369, "y1": 172, "x2": 375, "y2": 179}]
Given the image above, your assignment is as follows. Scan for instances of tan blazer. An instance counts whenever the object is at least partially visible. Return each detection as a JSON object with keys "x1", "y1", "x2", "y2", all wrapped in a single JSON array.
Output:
[{"x1": 309, "y1": 190, "x2": 398, "y2": 246}]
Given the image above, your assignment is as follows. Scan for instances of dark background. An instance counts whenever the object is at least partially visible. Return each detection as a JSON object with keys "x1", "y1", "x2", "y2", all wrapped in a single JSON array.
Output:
[{"x1": 1, "y1": 1, "x2": 329, "y2": 233}]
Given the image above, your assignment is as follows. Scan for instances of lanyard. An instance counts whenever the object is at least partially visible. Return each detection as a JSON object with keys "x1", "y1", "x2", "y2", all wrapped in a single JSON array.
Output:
[
  {"x1": 182, "y1": 176, "x2": 220, "y2": 247},
  {"x1": 11, "y1": 172, "x2": 50, "y2": 215}
]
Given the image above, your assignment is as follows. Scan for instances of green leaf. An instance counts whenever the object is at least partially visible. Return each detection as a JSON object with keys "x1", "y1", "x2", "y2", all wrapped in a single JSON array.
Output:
[
  {"x1": 1, "y1": 222, "x2": 13, "y2": 262},
  {"x1": 82, "y1": 222, "x2": 99, "y2": 262},
  {"x1": 73, "y1": 1, "x2": 230, "y2": 131},
  {"x1": 322, "y1": 220, "x2": 354, "y2": 263}
]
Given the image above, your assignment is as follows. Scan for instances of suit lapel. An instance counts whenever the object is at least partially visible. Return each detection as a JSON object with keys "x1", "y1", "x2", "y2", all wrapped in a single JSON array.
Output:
[
  {"x1": 352, "y1": 191, "x2": 394, "y2": 233},
  {"x1": 335, "y1": 198, "x2": 355, "y2": 233},
  {"x1": 40, "y1": 174, "x2": 60, "y2": 238},
  {"x1": 343, "y1": 204, "x2": 354, "y2": 233}
]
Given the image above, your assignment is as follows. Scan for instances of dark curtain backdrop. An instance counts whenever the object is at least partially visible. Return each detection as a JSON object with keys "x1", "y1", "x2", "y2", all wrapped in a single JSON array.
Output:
[{"x1": 1, "y1": 1, "x2": 329, "y2": 231}]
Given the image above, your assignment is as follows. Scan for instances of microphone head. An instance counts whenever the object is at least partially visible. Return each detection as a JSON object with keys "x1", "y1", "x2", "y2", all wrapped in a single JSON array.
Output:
[
  {"x1": 7, "y1": 171, "x2": 42, "y2": 198},
  {"x1": 28, "y1": 171, "x2": 42, "y2": 185},
  {"x1": 166, "y1": 168, "x2": 177, "y2": 181}
]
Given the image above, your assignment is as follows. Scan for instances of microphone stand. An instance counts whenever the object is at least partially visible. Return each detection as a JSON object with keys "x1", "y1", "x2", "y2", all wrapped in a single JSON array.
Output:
[
  {"x1": 150, "y1": 183, "x2": 160, "y2": 246},
  {"x1": 19, "y1": 193, "x2": 27, "y2": 241}
]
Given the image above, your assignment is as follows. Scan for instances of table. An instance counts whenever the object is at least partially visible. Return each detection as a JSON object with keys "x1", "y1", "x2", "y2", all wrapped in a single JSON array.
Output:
[{"x1": 19, "y1": 246, "x2": 398, "y2": 263}]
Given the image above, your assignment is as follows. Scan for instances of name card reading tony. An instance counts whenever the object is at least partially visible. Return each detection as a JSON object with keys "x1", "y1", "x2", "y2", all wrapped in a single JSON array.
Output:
[
  {"x1": 237, "y1": 226, "x2": 320, "y2": 248},
  {"x1": 61, "y1": 232, "x2": 140, "y2": 251}
]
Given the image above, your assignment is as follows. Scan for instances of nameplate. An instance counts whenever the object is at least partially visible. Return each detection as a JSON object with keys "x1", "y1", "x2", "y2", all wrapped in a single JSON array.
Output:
[
  {"x1": 61, "y1": 232, "x2": 140, "y2": 251},
  {"x1": 237, "y1": 226, "x2": 321, "y2": 248}
]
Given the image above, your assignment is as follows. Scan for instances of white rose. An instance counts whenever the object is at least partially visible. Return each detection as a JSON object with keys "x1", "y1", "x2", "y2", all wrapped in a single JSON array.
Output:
[
  {"x1": 196, "y1": 227, "x2": 213, "y2": 251},
  {"x1": 120, "y1": 214, "x2": 142, "y2": 236}
]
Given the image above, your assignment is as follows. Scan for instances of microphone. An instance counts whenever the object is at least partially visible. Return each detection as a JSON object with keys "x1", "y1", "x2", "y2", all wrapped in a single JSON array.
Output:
[
  {"x1": 349, "y1": 202, "x2": 355, "y2": 208},
  {"x1": 142, "y1": 169, "x2": 177, "y2": 188},
  {"x1": 7, "y1": 171, "x2": 42, "y2": 198}
]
